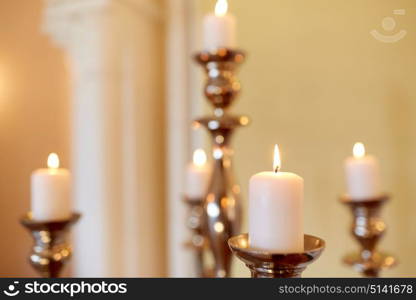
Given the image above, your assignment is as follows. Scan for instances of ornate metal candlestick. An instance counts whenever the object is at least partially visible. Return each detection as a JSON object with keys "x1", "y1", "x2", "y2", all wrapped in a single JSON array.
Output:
[
  {"x1": 183, "y1": 197, "x2": 211, "y2": 277},
  {"x1": 193, "y1": 48, "x2": 249, "y2": 278},
  {"x1": 340, "y1": 195, "x2": 396, "y2": 277},
  {"x1": 229, "y1": 234, "x2": 325, "y2": 278},
  {"x1": 20, "y1": 213, "x2": 81, "y2": 278}
]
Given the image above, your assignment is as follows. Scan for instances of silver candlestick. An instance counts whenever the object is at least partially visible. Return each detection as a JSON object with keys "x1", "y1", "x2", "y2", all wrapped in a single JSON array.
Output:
[
  {"x1": 193, "y1": 48, "x2": 249, "y2": 277},
  {"x1": 340, "y1": 195, "x2": 397, "y2": 277}
]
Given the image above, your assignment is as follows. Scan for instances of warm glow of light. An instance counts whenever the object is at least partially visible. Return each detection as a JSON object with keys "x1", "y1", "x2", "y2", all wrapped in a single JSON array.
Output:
[
  {"x1": 273, "y1": 144, "x2": 281, "y2": 173},
  {"x1": 207, "y1": 202, "x2": 220, "y2": 218},
  {"x1": 353, "y1": 142, "x2": 366, "y2": 159},
  {"x1": 214, "y1": 221, "x2": 224, "y2": 233},
  {"x1": 47, "y1": 153, "x2": 60, "y2": 169},
  {"x1": 215, "y1": 0, "x2": 228, "y2": 17},
  {"x1": 193, "y1": 149, "x2": 207, "y2": 167},
  {"x1": 240, "y1": 116, "x2": 249, "y2": 126}
]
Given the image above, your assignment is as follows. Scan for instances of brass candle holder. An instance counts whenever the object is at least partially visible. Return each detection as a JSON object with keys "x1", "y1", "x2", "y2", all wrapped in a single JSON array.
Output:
[
  {"x1": 183, "y1": 197, "x2": 212, "y2": 277},
  {"x1": 228, "y1": 234, "x2": 325, "y2": 278},
  {"x1": 20, "y1": 212, "x2": 81, "y2": 278},
  {"x1": 340, "y1": 195, "x2": 397, "y2": 277},
  {"x1": 193, "y1": 48, "x2": 249, "y2": 278}
]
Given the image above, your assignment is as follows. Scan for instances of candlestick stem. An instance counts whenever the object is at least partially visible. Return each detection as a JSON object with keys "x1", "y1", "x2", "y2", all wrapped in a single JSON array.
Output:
[
  {"x1": 184, "y1": 197, "x2": 212, "y2": 277},
  {"x1": 20, "y1": 213, "x2": 80, "y2": 278},
  {"x1": 340, "y1": 195, "x2": 397, "y2": 277}
]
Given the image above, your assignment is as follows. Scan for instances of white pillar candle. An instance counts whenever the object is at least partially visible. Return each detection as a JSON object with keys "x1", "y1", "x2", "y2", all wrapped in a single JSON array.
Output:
[
  {"x1": 345, "y1": 142, "x2": 382, "y2": 200},
  {"x1": 203, "y1": 0, "x2": 236, "y2": 50},
  {"x1": 249, "y1": 145, "x2": 304, "y2": 253},
  {"x1": 185, "y1": 149, "x2": 210, "y2": 199},
  {"x1": 31, "y1": 153, "x2": 72, "y2": 221}
]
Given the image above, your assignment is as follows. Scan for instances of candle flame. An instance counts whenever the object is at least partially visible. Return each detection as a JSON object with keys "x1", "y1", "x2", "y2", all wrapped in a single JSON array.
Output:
[
  {"x1": 47, "y1": 153, "x2": 60, "y2": 169},
  {"x1": 193, "y1": 149, "x2": 207, "y2": 167},
  {"x1": 215, "y1": 0, "x2": 228, "y2": 17},
  {"x1": 353, "y1": 142, "x2": 366, "y2": 158},
  {"x1": 273, "y1": 144, "x2": 281, "y2": 173}
]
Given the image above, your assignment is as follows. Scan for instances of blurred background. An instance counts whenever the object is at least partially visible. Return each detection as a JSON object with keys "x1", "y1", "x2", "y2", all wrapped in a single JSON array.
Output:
[{"x1": 0, "y1": 0, "x2": 415, "y2": 277}]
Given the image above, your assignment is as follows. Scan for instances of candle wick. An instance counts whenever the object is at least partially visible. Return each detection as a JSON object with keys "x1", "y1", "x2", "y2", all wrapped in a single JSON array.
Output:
[{"x1": 274, "y1": 166, "x2": 280, "y2": 173}]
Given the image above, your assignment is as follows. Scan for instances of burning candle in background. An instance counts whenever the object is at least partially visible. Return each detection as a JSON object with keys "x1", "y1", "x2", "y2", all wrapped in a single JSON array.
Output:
[
  {"x1": 186, "y1": 149, "x2": 211, "y2": 199},
  {"x1": 203, "y1": 0, "x2": 236, "y2": 50},
  {"x1": 31, "y1": 153, "x2": 72, "y2": 221},
  {"x1": 249, "y1": 145, "x2": 304, "y2": 253},
  {"x1": 344, "y1": 142, "x2": 382, "y2": 200}
]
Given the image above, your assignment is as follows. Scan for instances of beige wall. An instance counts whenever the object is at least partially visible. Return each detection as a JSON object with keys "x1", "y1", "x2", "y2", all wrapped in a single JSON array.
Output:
[
  {"x1": 198, "y1": 0, "x2": 416, "y2": 277},
  {"x1": 0, "y1": 0, "x2": 70, "y2": 276}
]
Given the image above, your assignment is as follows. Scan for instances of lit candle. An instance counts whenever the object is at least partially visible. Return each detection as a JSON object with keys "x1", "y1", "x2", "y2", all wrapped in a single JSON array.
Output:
[
  {"x1": 345, "y1": 143, "x2": 381, "y2": 200},
  {"x1": 186, "y1": 149, "x2": 210, "y2": 199},
  {"x1": 249, "y1": 145, "x2": 304, "y2": 253},
  {"x1": 203, "y1": 0, "x2": 236, "y2": 50},
  {"x1": 31, "y1": 153, "x2": 72, "y2": 221}
]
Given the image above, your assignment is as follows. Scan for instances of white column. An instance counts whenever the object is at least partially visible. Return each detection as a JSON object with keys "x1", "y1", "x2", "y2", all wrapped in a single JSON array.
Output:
[
  {"x1": 43, "y1": 0, "x2": 165, "y2": 277},
  {"x1": 165, "y1": 0, "x2": 197, "y2": 277}
]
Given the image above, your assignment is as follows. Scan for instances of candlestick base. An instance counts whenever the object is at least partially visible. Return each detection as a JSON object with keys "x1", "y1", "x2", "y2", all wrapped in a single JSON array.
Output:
[
  {"x1": 343, "y1": 251, "x2": 396, "y2": 278},
  {"x1": 228, "y1": 234, "x2": 325, "y2": 278},
  {"x1": 340, "y1": 195, "x2": 397, "y2": 277},
  {"x1": 20, "y1": 212, "x2": 81, "y2": 278}
]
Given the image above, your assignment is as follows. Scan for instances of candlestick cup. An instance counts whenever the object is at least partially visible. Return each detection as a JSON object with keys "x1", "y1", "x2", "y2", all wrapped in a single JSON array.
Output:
[
  {"x1": 20, "y1": 212, "x2": 81, "y2": 278},
  {"x1": 228, "y1": 234, "x2": 325, "y2": 278}
]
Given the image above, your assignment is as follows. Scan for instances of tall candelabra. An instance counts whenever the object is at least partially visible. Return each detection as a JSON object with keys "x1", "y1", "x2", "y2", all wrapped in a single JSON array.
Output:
[
  {"x1": 21, "y1": 212, "x2": 80, "y2": 278},
  {"x1": 193, "y1": 48, "x2": 248, "y2": 277},
  {"x1": 340, "y1": 195, "x2": 396, "y2": 277}
]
